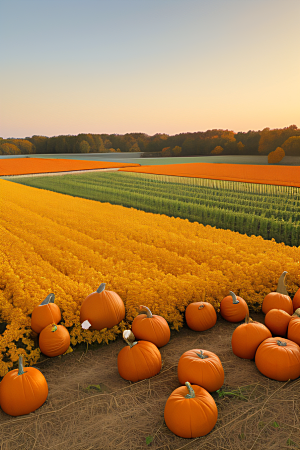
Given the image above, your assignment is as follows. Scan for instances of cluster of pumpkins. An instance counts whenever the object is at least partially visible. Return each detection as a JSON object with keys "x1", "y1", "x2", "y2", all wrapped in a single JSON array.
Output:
[{"x1": 0, "y1": 274, "x2": 299, "y2": 440}]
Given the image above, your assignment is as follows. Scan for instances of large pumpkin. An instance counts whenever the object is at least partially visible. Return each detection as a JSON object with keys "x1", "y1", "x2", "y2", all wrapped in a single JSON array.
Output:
[
  {"x1": 287, "y1": 308, "x2": 300, "y2": 346},
  {"x1": 262, "y1": 271, "x2": 293, "y2": 315},
  {"x1": 164, "y1": 382, "x2": 218, "y2": 438},
  {"x1": 220, "y1": 291, "x2": 249, "y2": 323},
  {"x1": 185, "y1": 302, "x2": 217, "y2": 331},
  {"x1": 31, "y1": 293, "x2": 61, "y2": 334},
  {"x1": 131, "y1": 305, "x2": 170, "y2": 348},
  {"x1": 293, "y1": 288, "x2": 300, "y2": 312},
  {"x1": 80, "y1": 283, "x2": 125, "y2": 331},
  {"x1": 117, "y1": 330, "x2": 162, "y2": 382},
  {"x1": 231, "y1": 314, "x2": 272, "y2": 359},
  {"x1": 255, "y1": 337, "x2": 300, "y2": 381},
  {"x1": 177, "y1": 349, "x2": 224, "y2": 392},
  {"x1": 39, "y1": 323, "x2": 70, "y2": 357},
  {"x1": 264, "y1": 309, "x2": 291, "y2": 337},
  {"x1": 0, "y1": 355, "x2": 48, "y2": 416}
]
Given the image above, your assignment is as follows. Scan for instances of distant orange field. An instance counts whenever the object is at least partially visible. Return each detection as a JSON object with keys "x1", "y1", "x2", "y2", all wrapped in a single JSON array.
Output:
[
  {"x1": 0, "y1": 158, "x2": 140, "y2": 176},
  {"x1": 119, "y1": 162, "x2": 300, "y2": 187}
]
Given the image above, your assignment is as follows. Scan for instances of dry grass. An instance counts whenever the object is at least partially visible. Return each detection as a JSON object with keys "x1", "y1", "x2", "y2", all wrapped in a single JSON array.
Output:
[{"x1": 0, "y1": 313, "x2": 299, "y2": 450}]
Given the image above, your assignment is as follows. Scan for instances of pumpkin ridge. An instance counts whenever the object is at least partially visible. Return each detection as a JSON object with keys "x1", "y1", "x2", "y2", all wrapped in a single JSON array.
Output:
[
  {"x1": 138, "y1": 342, "x2": 159, "y2": 379},
  {"x1": 106, "y1": 291, "x2": 120, "y2": 325},
  {"x1": 138, "y1": 342, "x2": 161, "y2": 372}
]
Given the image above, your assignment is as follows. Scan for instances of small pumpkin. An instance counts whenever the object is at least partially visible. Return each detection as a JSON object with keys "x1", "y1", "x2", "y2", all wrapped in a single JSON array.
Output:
[
  {"x1": 255, "y1": 337, "x2": 300, "y2": 381},
  {"x1": 262, "y1": 271, "x2": 293, "y2": 315},
  {"x1": 31, "y1": 293, "x2": 61, "y2": 334},
  {"x1": 117, "y1": 330, "x2": 162, "y2": 382},
  {"x1": 293, "y1": 288, "x2": 300, "y2": 312},
  {"x1": 231, "y1": 314, "x2": 272, "y2": 359},
  {"x1": 39, "y1": 323, "x2": 70, "y2": 357},
  {"x1": 177, "y1": 349, "x2": 224, "y2": 392},
  {"x1": 0, "y1": 355, "x2": 48, "y2": 416},
  {"x1": 220, "y1": 291, "x2": 249, "y2": 323},
  {"x1": 264, "y1": 309, "x2": 291, "y2": 337},
  {"x1": 80, "y1": 283, "x2": 125, "y2": 331},
  {"x1": 287, "y1": 308, "x2": 300, "y2": 346},
  {"x1": 185, "y1": 301, "x2": 217, "y2": 331},
  {"x1": 164, "y1": 382, "x2": 218, "y2": 438},
  {"x1": 131, "y1": 305, "x2": 170, "y2": 348}
]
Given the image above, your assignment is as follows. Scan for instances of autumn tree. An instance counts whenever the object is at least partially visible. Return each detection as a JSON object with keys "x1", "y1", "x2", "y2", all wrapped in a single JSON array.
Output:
[
  {"x1": 172, "y1": 146, "x2": 182, "y2": 156},
  {"x1": 282, "y1": 136, "x2": 300, "y2": 156},
  {"x1": 0, "y1": 143, "x2": 20, "y2": 155},
  {"x1": 162, "y1": 147, "x2": 171, "y2": 156},
  {"x1": 268, "y1": 147, "x2": 285, "y2": 164},
  {"x1": 237, "y1": 141, "x2": 245, "y2": 152},
  {"x1": 211, "y1": 146, "x2": 224, "y2": 155},
  {"x1": 78, "y1": 140, "x2": 90, "y2": 153}
]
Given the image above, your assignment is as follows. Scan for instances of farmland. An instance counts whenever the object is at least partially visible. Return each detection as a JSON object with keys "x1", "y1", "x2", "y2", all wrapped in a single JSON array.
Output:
[
  {"x1": 7, "y1": 171, "x2": 300, "y2": 246},
  {"x1": 1, "y1": 158, "x2": 299, "y2": 450}
]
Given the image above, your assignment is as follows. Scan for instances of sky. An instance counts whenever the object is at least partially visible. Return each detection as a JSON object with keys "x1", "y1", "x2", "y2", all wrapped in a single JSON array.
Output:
[{"x1": 1, "y1": 0, "x2": 299, "y2": 139}]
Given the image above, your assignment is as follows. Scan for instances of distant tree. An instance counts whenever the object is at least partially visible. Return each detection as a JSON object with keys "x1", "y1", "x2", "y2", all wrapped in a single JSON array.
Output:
[
  {"x1": 0, "y1": 143, "x2": 21, "y2": 155},
  {"x1": 104, "y1": 139, "x2": 113, "y2": 149},
  {"x1": 172, "y1": 146, "x2": 182, "y2": 156},
  {"x1": 211, "y1": 146, "x2": 224, "y2": 155},
  {"x1": 129, "y1": 142, "x2": 140, "y2": 152},
  {"x1": 282, "y1": 136, "x2": 300, "y2": 156},
  {"x1": 237, "y1": 141, "x2": 245, "y2": 152},
  {"x1": 162, "y1": 147, "x2": 171, "y2": 156},
  {"x1": 268, "y1": 147, "x2": 285, "y2": 164},
  {"x1": 11, "y1": 139, "x2": 35, "y2": 154},
  {"x1": 78, "y1": 140, "x2": 90, "y2": 153},
  {"x1": 258, "y1": 126, "x2": 300, "y2": 154}
]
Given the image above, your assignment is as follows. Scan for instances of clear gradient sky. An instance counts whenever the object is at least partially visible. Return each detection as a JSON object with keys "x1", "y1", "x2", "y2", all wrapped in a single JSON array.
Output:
[{"x1": 1, "y1": 0, "x2": 299, "y2": 139}]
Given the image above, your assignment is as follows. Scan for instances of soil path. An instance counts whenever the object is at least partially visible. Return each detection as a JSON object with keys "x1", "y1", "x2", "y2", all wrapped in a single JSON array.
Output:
[{"x1": 0, "y1": 312, "x2": 299, "y2": 450}]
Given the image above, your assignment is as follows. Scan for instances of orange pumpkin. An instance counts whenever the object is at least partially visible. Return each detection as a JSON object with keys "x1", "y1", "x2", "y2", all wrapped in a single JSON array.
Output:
[
  {"x1": 262, "y1": 271, "x2": 293, "y2": 315},
  {"x1": 31, "y1": 293, "x2": 61, "y2": 334},
  {"x1": 80, "y1": 283, "x2": 125, "y2": 331},
  {"x1": 255, "y1": 337, "x2": 300, "y2": 381},
  {"x1": 293, "y1": 288, "x2": 300, "y2": 312},
  {"x1": 164, "y1": 382, "x2": 218, "y2": 438},
  {"x1": 231, "y1": 314, "x2": 272, "y2": 359},
  {"x1": 264, "y1": 309, "x2": 291, "y2": 337},
  {"x1": 220, "y1": 291, "x2": 249, "y2": 323},
  {"x1": 39, "y1": 323, "x2": 70, "y2": 357},
  {"x1": 185, "y1": 302, "x2": 217, "y2": 331},
  {"x1": 0, "y1": 355, "x2": 48, "y2": 416},
  {"x1": 131, "y1": 305, "x2": 170, "y2": 348},
  {"x1": 287, "y1": 308, "x2": 300, "y2": 346},
  {"x1": 177, "y1": 349, "x2": 224, "y2": 392},
  {"x1": 117, "y1": 330, "x2": 162, "y2": 382}
]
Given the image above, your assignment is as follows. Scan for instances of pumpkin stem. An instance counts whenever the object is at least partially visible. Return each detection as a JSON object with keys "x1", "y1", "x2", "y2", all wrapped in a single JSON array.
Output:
[
  {"x1": 195, "y1": 350, "x2": 209, "y2": 359},
  {"x1": 139, "y1": 305, "x2": 153, "y2": 318},
  {"x1": 229, "y1": 291, "x2": 239, "y2": 304},
  {"x1": 123, "y1": 330, "x2": 138, "y2": 348},
  {"x1": 198, "y1": 303, "x2": 205, "y2": 310},
  {"x1": 40, "y1": 293, "x2": 55, "y2": 306},
  {"x1": 293, "y1": 308, "x2": 300, "y2": 318},
  {"x1": 276, "y1": 340, "x2": 287, "y2": 347},
  {"x1": 18, "y1": 355, "x2": 26, "y2": 376},
  {"x1": 184, "y1": 382, "x2": 195, "y2": 398},
  {"x1": 276, "y1": 271, "x2": 289, "y2": 296},
  {"x1": 244, "y1": 314, "x2": 253, "y2": 324},
  {"x1": 51, "y1": 324, "x2": 57, "y2": 332},
  {"x1": 96, "y1": 283, "x2": 106, "y2": 294}
]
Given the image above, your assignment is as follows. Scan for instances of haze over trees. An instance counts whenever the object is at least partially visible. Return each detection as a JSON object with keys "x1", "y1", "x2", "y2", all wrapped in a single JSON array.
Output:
[{"x1": 0, "y1": 126, "x2": 299, "y2": 157}]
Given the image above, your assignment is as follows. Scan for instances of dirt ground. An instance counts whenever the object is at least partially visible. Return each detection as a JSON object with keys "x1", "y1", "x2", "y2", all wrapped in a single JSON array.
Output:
[{"x1": 0, "y1": 313, "x2": 299, "y2": 450}]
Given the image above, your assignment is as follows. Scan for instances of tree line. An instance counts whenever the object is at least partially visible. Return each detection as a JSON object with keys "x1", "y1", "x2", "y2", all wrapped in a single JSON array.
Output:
[{"x1": 0, "y1": 126, "x2": 299, "y2": 157}]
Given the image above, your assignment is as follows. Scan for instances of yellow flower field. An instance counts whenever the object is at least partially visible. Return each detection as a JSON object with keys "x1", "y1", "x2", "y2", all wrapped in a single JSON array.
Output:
[{"x1": 0, "y1": 179, "x2": 299, "y2": 376}]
